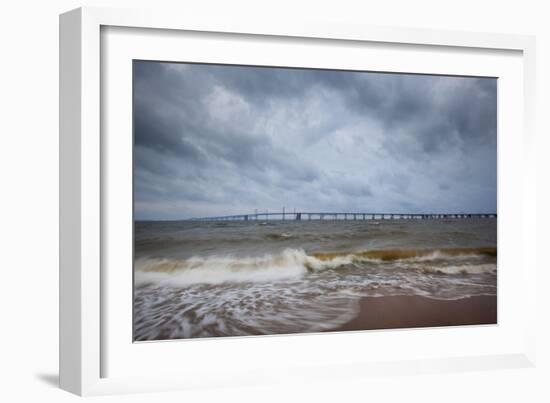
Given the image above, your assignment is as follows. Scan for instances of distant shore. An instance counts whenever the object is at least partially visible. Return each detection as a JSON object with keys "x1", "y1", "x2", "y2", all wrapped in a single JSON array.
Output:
[{"x1": 330, "y1": 295, "x2": 497, "y2": 332}]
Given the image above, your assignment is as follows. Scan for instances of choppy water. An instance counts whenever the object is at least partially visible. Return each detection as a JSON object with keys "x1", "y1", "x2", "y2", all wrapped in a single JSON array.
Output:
[{"x1": 134, "y1": 219, "x2": 497, "y2": 340}]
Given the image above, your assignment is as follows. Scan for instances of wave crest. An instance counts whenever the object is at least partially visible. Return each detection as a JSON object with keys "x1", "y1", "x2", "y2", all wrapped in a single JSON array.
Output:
[
  {"x1": 135, "y1": 249, "x2": 311, "y2": 286},
  {"x1": 313, "y1": 247, "x2": 496, "y2": 262}
]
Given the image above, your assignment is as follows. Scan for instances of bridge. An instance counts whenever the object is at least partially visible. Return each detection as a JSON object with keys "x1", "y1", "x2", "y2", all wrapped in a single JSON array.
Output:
[{"x1": 189, "y1": 212, "x2": 497, "y2": 222}]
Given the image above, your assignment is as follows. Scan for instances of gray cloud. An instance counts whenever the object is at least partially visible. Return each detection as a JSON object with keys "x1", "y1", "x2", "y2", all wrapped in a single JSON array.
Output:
[{"x1": 133, "y1": 61, "x2": 497, "y2": 220}]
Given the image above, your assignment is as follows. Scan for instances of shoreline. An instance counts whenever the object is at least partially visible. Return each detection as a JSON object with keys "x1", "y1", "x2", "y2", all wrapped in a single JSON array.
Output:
[{"x1": 329, "y1": 295, "x2": 497, "y2": 332}]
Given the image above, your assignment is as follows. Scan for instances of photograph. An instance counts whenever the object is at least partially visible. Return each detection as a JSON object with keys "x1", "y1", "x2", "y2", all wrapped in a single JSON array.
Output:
[{"x1": 132, "y1": 60, "x2": 497, "y2": 341}]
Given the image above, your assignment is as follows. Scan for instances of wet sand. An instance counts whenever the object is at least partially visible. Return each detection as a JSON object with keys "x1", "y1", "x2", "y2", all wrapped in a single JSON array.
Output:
[{"x1": 331, "y1": 295, "x2": 497, "y2": 332}]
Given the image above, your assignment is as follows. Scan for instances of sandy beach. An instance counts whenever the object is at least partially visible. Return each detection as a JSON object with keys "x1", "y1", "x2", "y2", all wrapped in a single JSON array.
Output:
[{"x1": 331, "y1": 295, "x2": 497, "y2": 332}]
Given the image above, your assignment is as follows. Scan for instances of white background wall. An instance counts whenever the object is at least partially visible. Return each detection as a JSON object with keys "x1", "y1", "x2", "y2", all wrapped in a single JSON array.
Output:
[{"x1": 0, "y1": 0, "x2": 548, "y2": 401}]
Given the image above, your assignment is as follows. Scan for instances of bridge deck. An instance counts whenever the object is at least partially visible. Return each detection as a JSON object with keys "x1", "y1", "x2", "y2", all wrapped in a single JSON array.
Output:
[{"x1": 190, "y1": 212, "x2": 497, "y2": 221}]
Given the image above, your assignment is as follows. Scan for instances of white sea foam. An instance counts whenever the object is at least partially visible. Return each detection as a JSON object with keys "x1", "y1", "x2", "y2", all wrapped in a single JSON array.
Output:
[{"x1": 422, "y1": 263, "x2": 497, "y2": 275}]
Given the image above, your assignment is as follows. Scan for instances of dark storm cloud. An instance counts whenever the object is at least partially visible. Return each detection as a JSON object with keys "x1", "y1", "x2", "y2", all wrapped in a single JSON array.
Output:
[{"x1": 133, "y1": 61, "x2": 497, "y2": 220}]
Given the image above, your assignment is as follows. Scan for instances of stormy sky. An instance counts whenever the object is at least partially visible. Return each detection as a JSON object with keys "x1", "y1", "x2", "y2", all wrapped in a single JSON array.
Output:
[{"x1": 133, "y1": 61, "x2": 497, "y2": 220}]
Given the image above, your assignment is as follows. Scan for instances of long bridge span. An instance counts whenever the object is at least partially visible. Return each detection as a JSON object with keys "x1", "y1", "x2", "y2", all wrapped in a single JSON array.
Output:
[{"x1": 189, "y1": 212, "x2": 497, "y2": 222}]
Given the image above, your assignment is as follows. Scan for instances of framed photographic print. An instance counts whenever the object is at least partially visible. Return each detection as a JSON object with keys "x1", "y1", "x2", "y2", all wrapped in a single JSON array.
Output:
[
  {"x1": 132, "y1": 60, "x2": 499, "y2": 341},
  {"x1": 60, "y1": 7, "x2": 537, "y2": 396}
]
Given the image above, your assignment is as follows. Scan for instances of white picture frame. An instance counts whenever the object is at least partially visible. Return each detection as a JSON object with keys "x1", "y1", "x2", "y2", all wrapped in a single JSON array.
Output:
[{"x1": 59, "y1": 6, "x2": 537, "y2": 396}]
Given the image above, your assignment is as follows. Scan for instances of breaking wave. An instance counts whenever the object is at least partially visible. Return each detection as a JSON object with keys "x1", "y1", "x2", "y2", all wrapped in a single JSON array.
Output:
[{"x1": 135, "y1": 247, "x2": 497, "y2": 287}]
